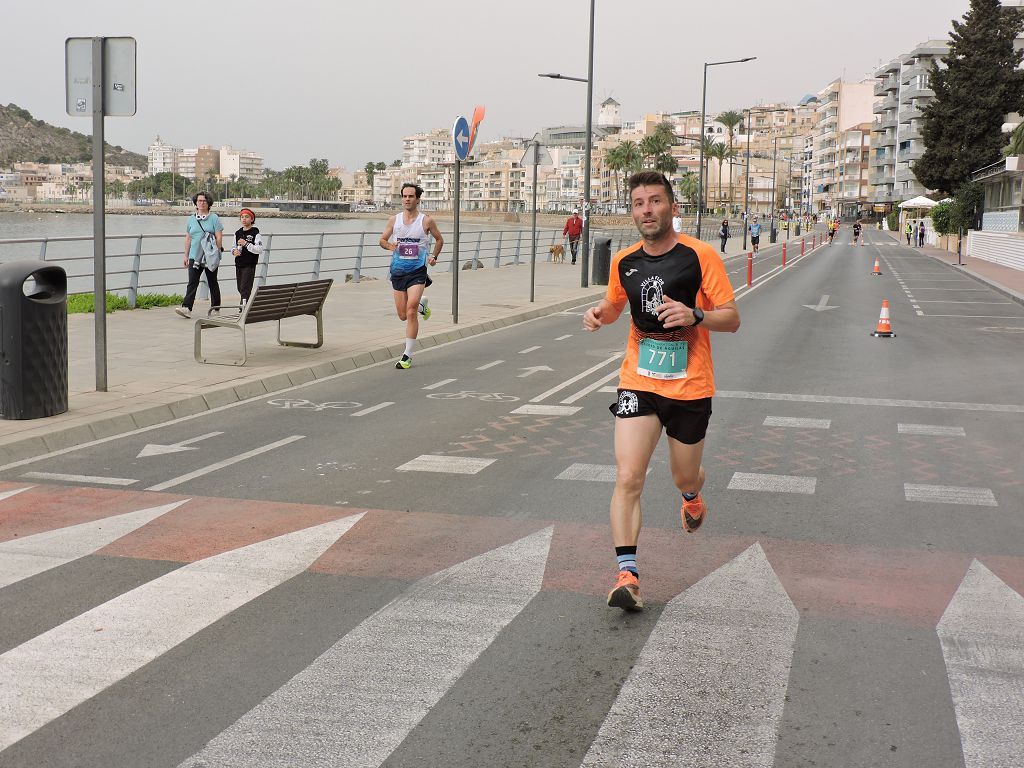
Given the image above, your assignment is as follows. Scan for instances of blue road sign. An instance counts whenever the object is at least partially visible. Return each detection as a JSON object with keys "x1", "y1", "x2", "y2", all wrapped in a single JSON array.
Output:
[{"x1": 452, "y1": 116, "x2": 470, "y2": 162}]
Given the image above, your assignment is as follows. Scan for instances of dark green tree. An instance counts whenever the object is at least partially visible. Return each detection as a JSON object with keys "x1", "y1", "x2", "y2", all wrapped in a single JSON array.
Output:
[{"x1": 914, "y1": 0, "x2": 1024, "y2": 194}]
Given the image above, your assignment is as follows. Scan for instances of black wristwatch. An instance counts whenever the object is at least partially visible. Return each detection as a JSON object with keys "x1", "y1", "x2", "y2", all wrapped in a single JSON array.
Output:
[{"x1": 692, "y1": 307, "x2": 705, "y2": 326}]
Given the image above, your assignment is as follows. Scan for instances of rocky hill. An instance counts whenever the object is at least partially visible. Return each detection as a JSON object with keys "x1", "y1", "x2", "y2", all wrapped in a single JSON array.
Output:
[{"x1": 0, "y1": 103, "x2": 146, "y2": 169}]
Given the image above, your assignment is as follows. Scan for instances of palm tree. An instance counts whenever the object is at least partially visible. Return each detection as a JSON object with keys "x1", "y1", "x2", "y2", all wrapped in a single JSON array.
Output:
[
  {"x1": 678, "y1": 171, "x2": 699, "y2": 206},
  {"x1": 717, "y1": 110, "x2": 744, "y2": 209},
  {"x1": 607, "y1": 140, "x2": 641, "y2": 208},
  {"x1": 706, "y1": 142, "x2": 728, "y2": 211},
  {"x1": 639, "y1": 134, "x2": 669, "y2": 169},
  {"x1": 699, "y1": 136, "x2": 718, "y2": 213}
]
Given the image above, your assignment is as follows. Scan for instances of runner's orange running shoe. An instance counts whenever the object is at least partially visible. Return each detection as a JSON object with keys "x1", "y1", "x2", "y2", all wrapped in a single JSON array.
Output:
[
  {"x1": 681, "y1": 493, "x2": 707, "y2": 533},
  {"x1": 607, "y1": 570, "x2": 644, "y2": 611}
]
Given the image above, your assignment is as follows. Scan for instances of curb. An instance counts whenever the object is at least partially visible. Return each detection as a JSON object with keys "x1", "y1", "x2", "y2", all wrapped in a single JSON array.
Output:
[{"x1": 0, "y1": 290, "x2": 606, "y2": 467}]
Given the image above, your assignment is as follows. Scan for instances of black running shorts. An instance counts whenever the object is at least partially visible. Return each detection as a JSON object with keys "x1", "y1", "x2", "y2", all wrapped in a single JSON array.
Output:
[
  {"x1": 609, "y1": 390, "x2": 712, "y2": 445},
  {"x1": 750, "y1": 235, "x2": 760, "y2": 246},
  {"x1": 390, "y1": 265, "x2": 432, "y2": 292}
]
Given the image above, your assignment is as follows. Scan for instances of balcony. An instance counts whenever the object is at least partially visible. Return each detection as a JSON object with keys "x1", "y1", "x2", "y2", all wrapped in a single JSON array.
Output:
[
  {"x1": 901, "y1": 105, "x2": 924, "y2": 121},
  {"x1": 900, "y1": 61, "x2": 932, "y2": 83},
  {"x1": 874, "y1": 77, "x2": 898, "y2": 96},
  {"x1": 881, "y1": 94, "x2": 899, "y2": 111},
  {"x1": 869, "y1": 173, "x2": 893, "y2": 187},
  {"x1": 901, "y1": 125, "x2": 923, "y2": 141},
  {"x1": 903, "y1": 86, "x2": 935, "y2": 101}
]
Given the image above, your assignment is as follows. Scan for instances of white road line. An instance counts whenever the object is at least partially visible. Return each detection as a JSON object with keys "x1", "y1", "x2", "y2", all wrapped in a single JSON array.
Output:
[
  {"x1": 716, "y1": 390, "x2": 1024, "y2": 414},
  {"x1": 145, "y1": 435, "x2": 305, "y2": 492},
  {"x1": 510, "y1": 404, "x2": 581, "y2": 416},
  {"x1": 0, "y1": 486, "x2": 32, "y2": 502},
  {"x1": 22, "y1": 472, "x2": 137, "y2": 486},
  {"x1": 917, "y1": 300, "x2": 1013, "y2": 304},
  {"x1": 518, "y1": 345, "x2": 542, "y2": 354},
  {"x1": 898, "y1": 423, "x2": 966, "y2": 437},
  {"x1": 395, "y1": 454, "x2": 495, "y2": 475},
  {"x1": 351, "y1": 402, "x2": 395, "y2": 417},
  {"x1": 530, "y1": 353, "x2": 622, "y2": 403},
  {"x1": 0, "y1": 513, "x2": 364, "y2": 752},
  {"x1": 581, "y1": 544, "x2": 798, "y2": 768},
  {"x1": 476, "y1": 360, "x2": 504, "y2": 370},
  {"x1": 728, "y1": 472, "x2": 816, "y2": 495},
  {"x1": 904, "y1": 484, "x2": 997, "y2": 506},
  {"x1": 554, "y1": 334, "x2": 573, "y2": 341},
  {"x1": 938, "y1": 560, "x2": 1024, "y2": 768},
  {"x1": 422, "y1": 378, "x2": 457, "y2": 390},
  {"x1": 556, "y1": 463, "x2": 617, "y2": 482},
  {"x1": 922, "y1": 314, "x2": 1024, "y2": 319},
  {"x1": 599, "y1": 385, "x2": 618, "y2": 393},
  {"x1": 0, "y1": 500, "x2": 189, "y2": 590},
  {"x1": 561, "y1": 369, "x2": 620, "y2": 404},
  {"x1": 910, "y1": 288, "x2": 990, "y2": 291},
  {"x1": 180, "y1": 527, "x2": 553, "y2": 768},
  {"x1": 763, "y1": 416, "x2": 831, "y2": 429}
]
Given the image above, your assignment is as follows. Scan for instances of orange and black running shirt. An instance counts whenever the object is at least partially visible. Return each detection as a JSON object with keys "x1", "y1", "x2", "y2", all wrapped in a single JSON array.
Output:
[{"x1": 606, "y1": 233, "x2": 735, "y2": 401}]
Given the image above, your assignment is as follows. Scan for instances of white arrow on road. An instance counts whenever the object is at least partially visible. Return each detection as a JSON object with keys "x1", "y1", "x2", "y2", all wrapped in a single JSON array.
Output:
[
  {"x1": 136, "y1": 432, "x2": 223, "y2": 458},
  {"x1": 802, "y1": 294, "x2": 838, "y2": 312},
  {"x1": 518, "y1": 365, "x2": 553, "y2": 378}
]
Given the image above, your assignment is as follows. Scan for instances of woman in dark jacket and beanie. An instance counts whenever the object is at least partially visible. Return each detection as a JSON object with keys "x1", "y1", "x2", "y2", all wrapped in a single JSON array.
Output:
[{"x1": 718, "y1": 219, "x2": 730, "y2": 254}]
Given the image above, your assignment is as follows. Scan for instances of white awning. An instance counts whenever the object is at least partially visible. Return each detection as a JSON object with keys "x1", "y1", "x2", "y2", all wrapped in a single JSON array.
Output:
[{"x1": 899, "y1": 196, "x2": 938, "y2": 209}]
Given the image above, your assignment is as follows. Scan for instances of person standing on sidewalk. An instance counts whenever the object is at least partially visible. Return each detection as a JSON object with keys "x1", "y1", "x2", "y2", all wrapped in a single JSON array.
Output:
[
  {"x1": 232, "y1": 208, "x2": 264, "y2": 308},
  {"x1": 379, "y1": 182, "x2": 443, "y2": 369},
  {"x1": 563, "y1": 209, "x2": 584, "y2": 264},
  {"x1": 917, "y1": 221, "x2": 926, "y2": 247},
  {"x1": 583, "y1": 171, "x2": 740, "y2": 612},
  {"x1": 905, "y1": 220, "x2": 914, "y2": 245},
  {"x1": 718, "y1": 219, "x2": 730, "y2": 254},
  {"x1": 176, "y1": 192, "x2": 223, "y2": 319}
]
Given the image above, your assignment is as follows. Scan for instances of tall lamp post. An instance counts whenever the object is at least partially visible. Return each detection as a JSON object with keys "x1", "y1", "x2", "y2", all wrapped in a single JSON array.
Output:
[
  {"x1": 696, "y1": 56, "x2": 756, "y2": 240},
  {"x1": 742, "y1": 107, "x2": 786, "y2": 250},
  {"x1": 770, "y1": 134, "x2": 797, "y2": 242},
  {"x1": 539, "y1": 0, "x2": 595, "y2": 288}
]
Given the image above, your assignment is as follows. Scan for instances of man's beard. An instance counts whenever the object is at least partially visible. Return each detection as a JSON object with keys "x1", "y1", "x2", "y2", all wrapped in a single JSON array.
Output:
[{"x1": 639, "y1": 217, "x2": 671, "y2": 243}]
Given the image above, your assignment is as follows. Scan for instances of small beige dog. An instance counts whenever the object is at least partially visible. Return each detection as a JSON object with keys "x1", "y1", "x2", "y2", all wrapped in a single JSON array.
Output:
[{"x1": 549, "y1": 244, "x2": 565, "y2": 263}]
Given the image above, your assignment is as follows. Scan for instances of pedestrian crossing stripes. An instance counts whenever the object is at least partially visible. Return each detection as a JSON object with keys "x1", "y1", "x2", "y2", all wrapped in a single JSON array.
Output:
[
  {"x1": 1, "y1": 487, "x2": 1022, "y2": 767},
  {"x1": 763, "y1": 416, "x2": 831, "y2": 429},
  {"x1": 898, "y1": 423, "x2": 967, "y2": 437},
  {"x1": 727, "y1": 472, "x2": 817, "y2": 495},
  {"x1": 904, "y1": 484, "x2": 998, "y2": 507}
]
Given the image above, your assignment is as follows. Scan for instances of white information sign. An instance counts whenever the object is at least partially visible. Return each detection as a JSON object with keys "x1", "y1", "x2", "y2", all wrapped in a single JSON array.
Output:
[{"x1": 65, "y1": 37, "x2": 137, "y2": 117}]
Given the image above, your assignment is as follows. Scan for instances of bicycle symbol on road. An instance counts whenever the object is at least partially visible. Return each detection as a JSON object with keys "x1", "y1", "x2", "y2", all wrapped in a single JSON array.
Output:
[
  {"x1": 267, "y1": 398, "x2": 363, "y2": 412},
  {"x1": 425, "y1": 391, "x2": 520, "y2": 403}
]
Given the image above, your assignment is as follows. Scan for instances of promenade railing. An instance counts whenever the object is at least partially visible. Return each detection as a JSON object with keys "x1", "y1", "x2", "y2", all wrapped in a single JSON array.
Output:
[{"x1": 0, "y1": 226, "x2": 637, "y2": 307}]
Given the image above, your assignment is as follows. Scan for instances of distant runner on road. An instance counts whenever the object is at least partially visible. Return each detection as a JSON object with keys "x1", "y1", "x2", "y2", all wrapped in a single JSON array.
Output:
[
  {"x1": 583, "y1": 171, "x2": 740, "y2": 612},
  {"x1": 749, "y1": 216, "x2": 762, "y2": 254},
  {"x1": 380, "y1": 183, "x2": 443, "y2": 369}
]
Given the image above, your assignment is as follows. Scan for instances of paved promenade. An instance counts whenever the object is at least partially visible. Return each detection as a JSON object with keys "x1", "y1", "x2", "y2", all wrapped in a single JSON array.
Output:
[{"x1": 0, "y1": 262, "x2": 605, "y2": 465}]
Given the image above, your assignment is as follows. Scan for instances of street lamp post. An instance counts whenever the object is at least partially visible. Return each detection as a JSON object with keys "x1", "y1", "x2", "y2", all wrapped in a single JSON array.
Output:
[
  {"x1": 742, "y1": 107, "x2": 786, "y2": 250},
  {"x1": 539, "y1": 0, "x2": 595, "y2": 288},
  {"x1": 770, "y1": 134, "x2": 796, "y2": 243},
  {"x1": 697, "y1": 56, "x2": 756, "y2": 241}
]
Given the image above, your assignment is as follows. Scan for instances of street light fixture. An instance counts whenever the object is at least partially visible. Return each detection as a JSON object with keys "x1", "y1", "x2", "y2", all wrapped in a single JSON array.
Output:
[
  {"x1": 538, "y1": 0, "x2": 596, "y2": 288},
  {"x1": 696, "y1": 56, "x2": 756, "y2": 240}
]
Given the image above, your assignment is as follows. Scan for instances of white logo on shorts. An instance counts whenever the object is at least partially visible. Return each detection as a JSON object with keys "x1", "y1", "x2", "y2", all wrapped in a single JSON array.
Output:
[{"x1": 617, "y1": 390, "x2": 639, "y2": 416}]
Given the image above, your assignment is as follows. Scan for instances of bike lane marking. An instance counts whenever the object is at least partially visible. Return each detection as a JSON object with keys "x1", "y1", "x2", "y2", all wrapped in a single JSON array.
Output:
[
  {"x1": 529, "y1": 353, "x2": 622, "y2": 403},
  {"x1": 21, "y1": 472, "x2": 136, "y2": 486},
  {"x1": 422, "y1": 378, "x2": 457, "y2": 390},
  {"x1": 395, "y1": 455, "x2": 495, "y2": 475},
  {"x1": 351, "y1": 402, "x2": 394, "y2": 417}
]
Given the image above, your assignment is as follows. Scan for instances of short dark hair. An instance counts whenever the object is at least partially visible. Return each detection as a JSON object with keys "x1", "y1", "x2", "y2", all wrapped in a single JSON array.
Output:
[
  {"x1": 192, "y1": 191, "x2": 215, "y2": 206},
  {"x1": 401, "y1": 182, "x2": 423, "y2": 199},
  {"x1": 627, "y1": 171, "x2": 674, "y2": 202}
]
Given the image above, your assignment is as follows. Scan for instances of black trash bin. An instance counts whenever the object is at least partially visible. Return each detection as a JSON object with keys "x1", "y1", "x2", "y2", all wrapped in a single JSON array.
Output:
[
  {"x1": 592, "y1": 237, "x2": 612, "y2": 285},
  {"x1": 0, "y1": 261, "x2": 68, "y2": 419},
  {"x1": 795, "y1": 222, "x2": 801, "y2": 236}
]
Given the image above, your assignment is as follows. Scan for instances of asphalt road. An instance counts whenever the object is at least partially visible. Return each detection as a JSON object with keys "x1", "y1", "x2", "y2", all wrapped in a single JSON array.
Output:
[{"x1": 1, "y1": 228, "x2": 1022, "y2": 768}]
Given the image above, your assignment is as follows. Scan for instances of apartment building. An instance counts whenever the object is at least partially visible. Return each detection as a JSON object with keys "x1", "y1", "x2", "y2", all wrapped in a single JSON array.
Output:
[
  {"x1": 402, "y1": 129, "x2": 454, "y2": 168},
  {"x1": 219, "y1": 145, "x2": 264, "y2": 182},
  {"x1": 147, "y1": 136, "x2": 180, "y2": 175},
  {"x1": 870, "y1": 40, "x2": 947, "y2": 209},
  {"x1": 811, "y1": 79, "x2": 877, "y2": 215}
]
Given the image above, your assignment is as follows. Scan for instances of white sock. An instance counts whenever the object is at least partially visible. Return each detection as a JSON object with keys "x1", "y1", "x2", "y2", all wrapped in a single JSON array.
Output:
[{"x1": 404, "y1": 338, "x2": 415, "y2": 357}]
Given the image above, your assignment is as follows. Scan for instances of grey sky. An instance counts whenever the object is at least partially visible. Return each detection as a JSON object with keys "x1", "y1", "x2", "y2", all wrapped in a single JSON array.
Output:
[{"x1": 1, "y1": 0, "x2": 971, "y2": 171}]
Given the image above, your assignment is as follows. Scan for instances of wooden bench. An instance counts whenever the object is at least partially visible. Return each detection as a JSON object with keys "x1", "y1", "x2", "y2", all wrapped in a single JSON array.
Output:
[{"x1": 193, "y1": 279, "x2": 333, "y2": 365}]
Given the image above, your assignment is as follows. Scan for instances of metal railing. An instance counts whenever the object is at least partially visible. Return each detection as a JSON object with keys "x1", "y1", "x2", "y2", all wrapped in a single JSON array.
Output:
[{"x1": 0, "y1": 226, "x2": 637, "y2": 306}]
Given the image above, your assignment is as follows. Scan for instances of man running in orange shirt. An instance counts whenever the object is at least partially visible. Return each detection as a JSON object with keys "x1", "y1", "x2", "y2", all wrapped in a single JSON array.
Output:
[{"x1": 583, "y1": 171, "x2": 740, "y2": 612}]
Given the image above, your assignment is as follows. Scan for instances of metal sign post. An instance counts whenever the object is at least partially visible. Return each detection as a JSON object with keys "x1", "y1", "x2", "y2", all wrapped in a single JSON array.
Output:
[
  {"x1": 529, "y1": 141, "x2": 540, "y2": 303},
  {"x1": 452, "y1": 157, "x2": 461, "y2": 324},
  {"x1": 66, "y1": 36, "x2": 136, "y2": 392}
]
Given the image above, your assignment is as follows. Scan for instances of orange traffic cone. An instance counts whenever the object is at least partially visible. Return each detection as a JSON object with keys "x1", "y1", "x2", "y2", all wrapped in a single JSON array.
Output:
[
  {"x1": 871, "y1": 299, "x2": 895, "y2": 338},
  {"x1": 871, "y1": 257, "x2": 882, "y2": 276}
]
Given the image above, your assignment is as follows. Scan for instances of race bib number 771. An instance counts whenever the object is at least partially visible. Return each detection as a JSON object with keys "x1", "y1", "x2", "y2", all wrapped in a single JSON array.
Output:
[{"x1": 637, "y1": 338, "x2": 687, "y2": 380}]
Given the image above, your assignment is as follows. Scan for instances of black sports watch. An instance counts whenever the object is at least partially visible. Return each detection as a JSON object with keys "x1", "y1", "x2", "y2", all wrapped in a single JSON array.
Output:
[{"x1": 692, "y1": 307, "x2": 705, "y2": 326}]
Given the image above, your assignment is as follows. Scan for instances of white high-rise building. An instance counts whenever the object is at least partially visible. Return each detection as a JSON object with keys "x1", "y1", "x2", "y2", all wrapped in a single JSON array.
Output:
[
  {"x1": 219, "y1": 145, "x2": 264, "y2": 181},
  {"x1": 147, "y1": 136, "x2": 180, "y2": 175},
  {"x1": 402, "y1": 129, "x2": 453, "y2": 167}
]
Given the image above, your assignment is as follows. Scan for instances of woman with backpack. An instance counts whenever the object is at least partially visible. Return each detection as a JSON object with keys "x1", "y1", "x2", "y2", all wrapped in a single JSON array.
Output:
[
  {"x1": 176, "y1": 191, "x2": 224, "y2": 319},
  {"x1": 718, "y1": 219, "x2": 730, "y2": 253}
]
